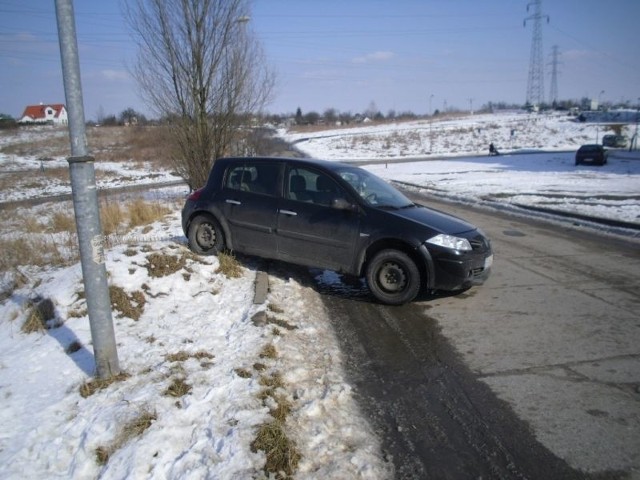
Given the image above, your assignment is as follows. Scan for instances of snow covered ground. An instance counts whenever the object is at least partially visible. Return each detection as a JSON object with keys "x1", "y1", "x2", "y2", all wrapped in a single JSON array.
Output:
[
  {"x1": 282, "y1": 111, "x2": 640, "y2": 230},
  {"x1": 1, "y1": 112, "x2": 639, "y2": 479}
]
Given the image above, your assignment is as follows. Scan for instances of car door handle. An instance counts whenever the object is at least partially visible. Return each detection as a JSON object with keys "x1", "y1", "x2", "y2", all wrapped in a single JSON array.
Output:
[
  {"x1": 226, "y1": 199, "x2": 241, "y2": 205},
  {"x1": 279, "y1": 209, "x2": 297, "y2": 216}
]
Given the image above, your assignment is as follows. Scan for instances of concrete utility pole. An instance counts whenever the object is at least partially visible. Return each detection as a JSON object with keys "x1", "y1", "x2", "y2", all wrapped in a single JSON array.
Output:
[{"x1": 55, "y1": 0, "x2": 120, "y2": 378}]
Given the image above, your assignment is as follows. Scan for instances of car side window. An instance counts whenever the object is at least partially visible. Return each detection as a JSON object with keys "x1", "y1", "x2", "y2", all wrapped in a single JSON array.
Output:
[
  {"x1": 225, "y1": 162, "x2": 279, "y2": 196},
  {"x1": 285, "y1": 167, "x2": 347, "y2": 207}
]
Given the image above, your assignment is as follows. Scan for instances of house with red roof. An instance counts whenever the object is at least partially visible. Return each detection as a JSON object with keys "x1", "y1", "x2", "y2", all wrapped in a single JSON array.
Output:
[{"x1": 19, "y1": 103, "x2": 68, "y2": 125}]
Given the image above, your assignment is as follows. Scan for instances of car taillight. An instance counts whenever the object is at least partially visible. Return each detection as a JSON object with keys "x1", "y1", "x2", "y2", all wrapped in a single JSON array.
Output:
[{"x1": 187, "y1": 188, "x2": 203, "y2": 201}]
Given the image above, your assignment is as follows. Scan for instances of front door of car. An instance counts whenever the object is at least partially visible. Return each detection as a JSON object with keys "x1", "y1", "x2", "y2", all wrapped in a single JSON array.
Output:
[
  {"x1": 276, "y1": 167, "x2": 360, "y2": 272},
  {"x1": 220, "y1": 161, "x2": 280, "y2": 257}
]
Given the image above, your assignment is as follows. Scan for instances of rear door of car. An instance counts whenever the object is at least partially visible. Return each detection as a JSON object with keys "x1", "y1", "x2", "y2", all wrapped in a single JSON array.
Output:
[
  {"x1": 220, "y1": 160, "x2": 281, "y2": 257},
  {"x1": 276, "y1": 165, "x2": 360, "y2": 271}
]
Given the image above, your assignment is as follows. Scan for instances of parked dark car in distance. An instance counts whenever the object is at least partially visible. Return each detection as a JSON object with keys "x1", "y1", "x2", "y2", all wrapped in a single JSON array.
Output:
[
  {"x1": 602, "y1": 134, "x2": 628, "y2": 148},
  {"x1": 575, "y1": 144, "x2": 608, "y2": 166},
  {"x1": 182, "y1": 157, "x2": 493, "y2": 305}
]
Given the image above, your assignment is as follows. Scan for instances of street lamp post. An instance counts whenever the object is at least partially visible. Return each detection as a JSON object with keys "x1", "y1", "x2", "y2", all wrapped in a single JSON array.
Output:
[
  {"x1": 429, "y1": 94, "x2": 434, "y2": 153},
  {"x1": 633, "y1": 97, "x2": 640, "y2": 151},
  {"x1": 595, "y1": 90, "x2": 605, "y2": 143}
]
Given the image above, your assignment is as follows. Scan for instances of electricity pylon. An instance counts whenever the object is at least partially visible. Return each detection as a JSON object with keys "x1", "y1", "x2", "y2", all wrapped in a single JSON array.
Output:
[{"x1": 524, "y1": 0, "x2": 549, "y2": 109}]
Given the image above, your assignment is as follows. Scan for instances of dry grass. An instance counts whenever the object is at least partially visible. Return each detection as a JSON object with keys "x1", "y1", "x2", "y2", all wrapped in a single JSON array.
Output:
[
  {"x1": 267, "y1": 304, "x2": 284, "y2": 314},
  {"x1": 50, "y1": 211, "x2": 76, "y2": 233},
  {"x1": 128, "y1": 198, "x2": 171, "y2": 228},
  {"x1": 234, "y1": 368, "x2": 252, "y2": 378},
  {"x1": 100, "y1": 198, "x2": 172, "y2": 238},
  {"x1": 165, "y1": 350, "x2": 214, "y2": 363},
  {"x1": 100, "y1": 201, "x2": 126, "y2": 236},
  {"x1": 0, "y1": 235, "x2": 77, "y2": 271},
  {"x1": 95, "y1": 407, "x2": 157, "y2": 466},
  {"x1": 145, "y1": 252, "x2": 186, "y2": 278},
  {"x1": 0, "y1": 197, "x2": 171, "y2": 275},
  {"x1": 87, "y1": 126, "x2": 173, "y2": 166},
  {"x1": 216, "y1": 252, "x2": 243, "y2": 278},
  {"x1": 266, "y1": 315, "x2": 297, "y2": 331},
  {"x1": 0, "y1": 126, "x2": 173, "y2": 165},
  {"x1": 251, "y1": 421, "x2": 301, "y2": 478},
  {"x1": 79, "y1": 372, "x2": 131, "y2": 398},
  {"x1": 24, "y1": 216, "x2": 46, "y2": 233},
  {"x1": 21, "y1": 298, "x2": 55, "y2": 334},
  {"x1": 259, "y1": 344, "x2": 278, "y2": 360},
  {"x1": 0, "y1": 130, "x2": 69, "y2": 157},
  {"x1": 109, "y1": 285, "x2": 146, "y2": 321},
  {"x1": 164, "y1": 377, "x2": 192, "y2": 397}
]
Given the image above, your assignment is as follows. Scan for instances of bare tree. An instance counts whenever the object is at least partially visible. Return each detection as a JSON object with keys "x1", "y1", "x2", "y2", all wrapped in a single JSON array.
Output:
[{"x1": 124, "y1": 0, "x2": 275, "y2": 188}]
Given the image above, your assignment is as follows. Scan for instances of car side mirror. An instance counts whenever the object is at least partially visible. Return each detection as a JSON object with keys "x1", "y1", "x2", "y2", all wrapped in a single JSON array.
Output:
[{"x1": 332, "y1": 197, "x2": 357, "y2": 212}]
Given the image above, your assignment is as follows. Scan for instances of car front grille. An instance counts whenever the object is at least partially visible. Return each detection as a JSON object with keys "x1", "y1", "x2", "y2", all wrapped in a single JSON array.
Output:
[
  {"x1": 469, "y1": 236, "x2": 488, "y2": 251},
  {"x1": 471, "y1": 267, "x2": 485, "y2": 276}
]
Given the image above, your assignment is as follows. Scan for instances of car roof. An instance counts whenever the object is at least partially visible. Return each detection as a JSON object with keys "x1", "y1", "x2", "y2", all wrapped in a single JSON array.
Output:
[{"x1": 217, "y1": 156, "x2": 354, "y2": 171}]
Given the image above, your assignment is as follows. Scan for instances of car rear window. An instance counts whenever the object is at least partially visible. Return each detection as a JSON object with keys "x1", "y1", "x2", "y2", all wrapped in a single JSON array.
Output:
[{"x1": 579, "y1": 145, "x2": 600, "y2": 152}]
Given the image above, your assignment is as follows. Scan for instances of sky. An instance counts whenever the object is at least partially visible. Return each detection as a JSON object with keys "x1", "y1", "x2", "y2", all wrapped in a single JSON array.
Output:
[{"x1": 1, "y1": 0, "x2": 639, "y2": 120}]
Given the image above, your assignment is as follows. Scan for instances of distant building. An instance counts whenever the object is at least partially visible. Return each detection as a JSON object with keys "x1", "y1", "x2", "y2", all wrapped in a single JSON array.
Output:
[{"x1": 18, "y1": 103, "x2": 68, "y2": 125}]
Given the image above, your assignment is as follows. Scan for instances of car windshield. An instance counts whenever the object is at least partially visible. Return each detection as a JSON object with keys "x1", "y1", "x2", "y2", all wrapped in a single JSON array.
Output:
[{"x1": 335, "y1": 166, "x2": 413, "y2": 208}]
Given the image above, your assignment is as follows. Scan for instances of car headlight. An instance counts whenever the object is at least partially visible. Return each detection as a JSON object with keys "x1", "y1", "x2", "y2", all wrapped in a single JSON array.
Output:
[{"x1": 426, "y1": 234, "x2": 472, "y2": 252}]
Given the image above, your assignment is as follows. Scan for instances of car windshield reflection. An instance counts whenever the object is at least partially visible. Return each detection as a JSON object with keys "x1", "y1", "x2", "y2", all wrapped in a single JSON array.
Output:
[{"x1": 336, "y1": 167, "x2": 413, "y2": 208}]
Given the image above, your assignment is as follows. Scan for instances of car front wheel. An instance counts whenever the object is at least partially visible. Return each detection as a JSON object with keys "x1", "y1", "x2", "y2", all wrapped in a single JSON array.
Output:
[
  {"x1": 365, "y1": 249, "x2": 421, "y2": 305},
  {"x1": 188, "y1": 215, "x2": 226, "y2": 255}
]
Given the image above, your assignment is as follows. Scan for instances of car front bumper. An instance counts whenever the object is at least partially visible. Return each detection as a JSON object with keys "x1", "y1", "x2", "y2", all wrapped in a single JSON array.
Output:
[
  {"x1": 420, "y1": 238, "x2": 493, "y2": 292},
  {"x1": 432, "y1": 253, "x2": 492, "y2": 291}
]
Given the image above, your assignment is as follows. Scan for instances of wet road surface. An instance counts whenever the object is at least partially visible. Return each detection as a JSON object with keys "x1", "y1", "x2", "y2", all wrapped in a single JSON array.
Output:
[{"x1": 310, "y1": 192, "x2": 639, "y2": 479}]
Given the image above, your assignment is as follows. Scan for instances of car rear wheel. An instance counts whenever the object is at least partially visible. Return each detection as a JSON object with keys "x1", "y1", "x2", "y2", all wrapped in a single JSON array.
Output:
[
  {"x1": 188, "y1": 215, "x2": 226, "y2": 255},
  {"x1": 366, "y1": 249, "x2": 421, "y2": 305}
]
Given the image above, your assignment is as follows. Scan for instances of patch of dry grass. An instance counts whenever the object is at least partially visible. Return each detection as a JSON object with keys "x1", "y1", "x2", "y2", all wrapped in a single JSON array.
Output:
[
  {"x1": 95, "y1": 407, "x2": 157, "y2": 466},
  {"x1": 128, "y1": 198, "x2": 171, "y2": 228},
  {"x1": 165, "y1": 350, "x2": 214, "y2": 363},
  {"x1": 21, "y1": 297, "x2": 55, "y2": 334},
  {"x1": 145, "y1": 252, "x2": 186, "y2": 278},
  {"x1": 251, "y1": 421, "x2": 301, "y2": 478},
  {"x1": 0, "y1": 235, "x2": 77, "y2": 271},
  {"x1": 216, "y1": 252, "x2": 243, "y2": 278},
  {"x1": 79, "y1": 372, "x2": 131, "y2": 398},
  {"x1": 259, "y1": 344, "x2": 278, "y2": 360},
  {"x1": 164, "y1": 377, "x2": 192, "y2": 397},
  {"x1": 50, "y1": 211, "x2": 76, "y2": 233},
  {"x1": 109, "y1": 285, "x2": 146, "y2": 321},
  {"x1": 100, "y1": 198, "x2": 171, "y2": 238},
  {"x1": 87, "y1": 126, "x2": 173, "y2": 166},
  {"x1": 100, "y1": 200, "x2": 126, "y2": 236}
]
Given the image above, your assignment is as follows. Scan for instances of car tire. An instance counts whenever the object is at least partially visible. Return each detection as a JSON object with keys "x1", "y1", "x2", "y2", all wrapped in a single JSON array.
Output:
[
  {"x1": 188, "y1": 215, "x2": 226, "y2": 255},
  {"x1": 365, "y1": 249, "x2": 421, "y2": 305}
]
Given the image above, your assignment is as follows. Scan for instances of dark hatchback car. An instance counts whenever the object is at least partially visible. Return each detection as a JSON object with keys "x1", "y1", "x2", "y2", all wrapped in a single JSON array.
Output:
[
  {"x1": 575, "y1": 144, "x2": 608, "y2": 166},
  {"x1": 182, "y1": 157, "x2": 493, "y2": 305}
]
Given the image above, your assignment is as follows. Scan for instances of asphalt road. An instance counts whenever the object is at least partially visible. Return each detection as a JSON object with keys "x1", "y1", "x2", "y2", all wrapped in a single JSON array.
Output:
[{"x1": 316, "y1": 192, "x2": 640, "y2": 479}]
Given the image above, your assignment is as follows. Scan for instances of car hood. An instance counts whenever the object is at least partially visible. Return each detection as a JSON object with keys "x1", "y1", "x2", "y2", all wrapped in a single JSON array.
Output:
[{"x1": 385, "y1": 203, "x2": 477, "y2": 235}]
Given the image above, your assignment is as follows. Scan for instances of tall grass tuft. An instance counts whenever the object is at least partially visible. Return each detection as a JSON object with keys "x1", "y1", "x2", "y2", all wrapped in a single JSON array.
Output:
[
  {"x1": 216, "y1": 252, "x2": 243, "y2": 278},
  {"x1": 128, "y1": 198, "x2": 171, "y2": 228}
]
